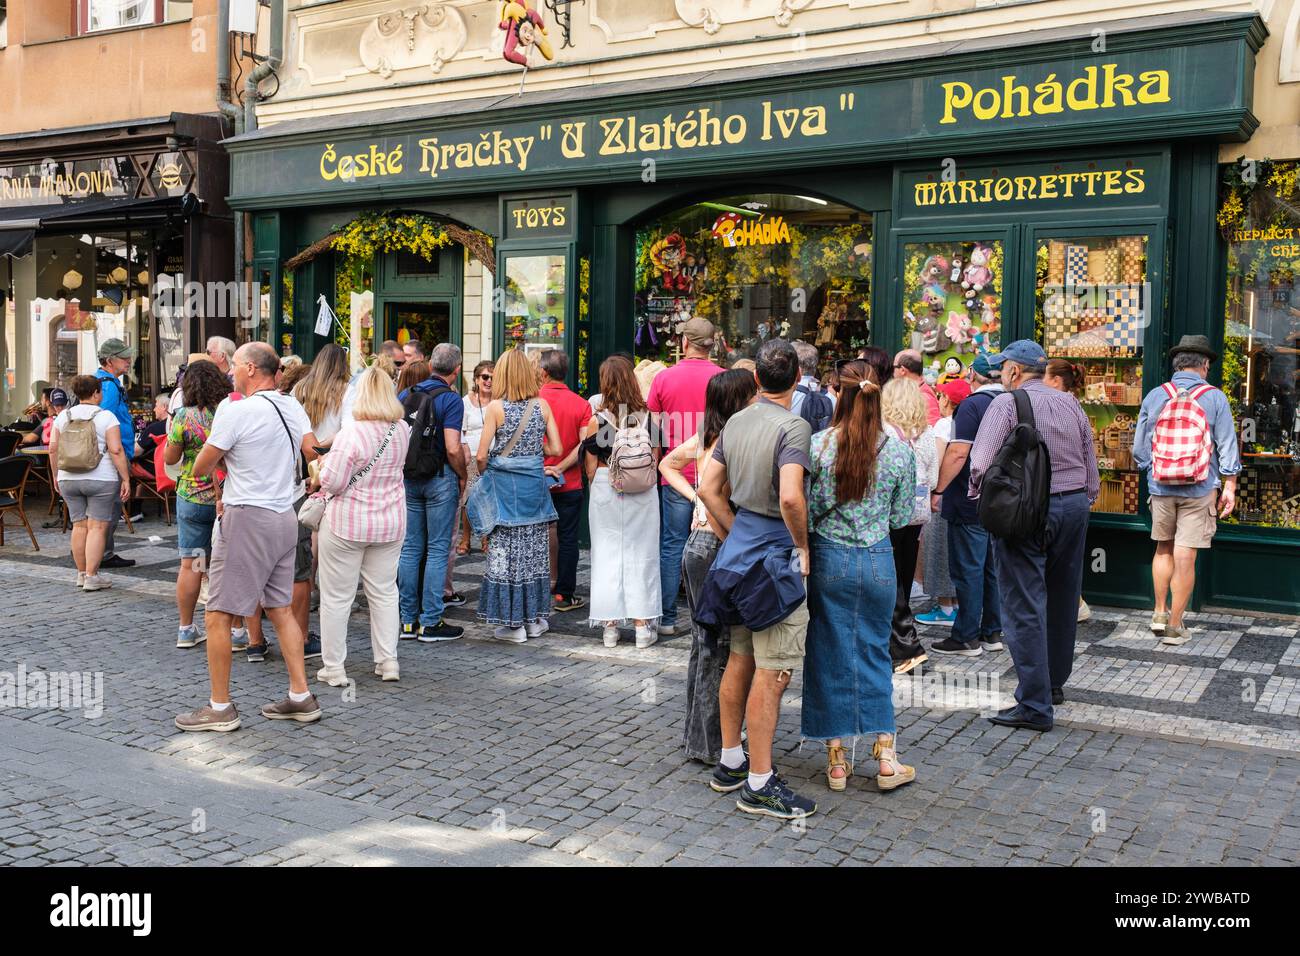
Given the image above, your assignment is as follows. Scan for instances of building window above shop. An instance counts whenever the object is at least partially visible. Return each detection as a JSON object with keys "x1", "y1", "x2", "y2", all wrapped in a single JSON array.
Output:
[
  {"x1": 634, "y1": 194, "x2": 872, "y2": 373},
  {"x1": 1, "y1": 2, "x2": 8, "y2": 49},
  {"x1": 79, "y1": 0, "x2": 191, "y2": 35},
  {"x1": 1220, "y1": 161, "x2": 1300, "y2": 532}
]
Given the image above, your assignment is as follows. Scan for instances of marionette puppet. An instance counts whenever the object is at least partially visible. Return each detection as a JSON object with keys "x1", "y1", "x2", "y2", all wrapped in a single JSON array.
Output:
[{"x1": 500, "y1": 0, "x2": 553, "y2": 90}]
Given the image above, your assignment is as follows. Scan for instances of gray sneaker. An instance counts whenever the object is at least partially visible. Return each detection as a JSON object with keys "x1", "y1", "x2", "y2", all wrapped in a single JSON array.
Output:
[
  {"x1": 174, "y1": 702, "x2": 241, "y2": 733},
  {"x1": 1161, "y1": 626, "x2": 1190, "y2": 647},
  {"x1": 176, "y1": 627, "x2": 206, "y2": 649},
  {"x1": 82, "y1": 574, "x2": 113, "y2": 592},
  {"x1": 260, "y1": 694, "x2": 322, "y2": 723}
]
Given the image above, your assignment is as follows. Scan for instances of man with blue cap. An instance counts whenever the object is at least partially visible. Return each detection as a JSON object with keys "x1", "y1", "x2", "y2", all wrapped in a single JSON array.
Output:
[{"x1": 969, "y1": 340, "x2": 1099, "y2": 731}]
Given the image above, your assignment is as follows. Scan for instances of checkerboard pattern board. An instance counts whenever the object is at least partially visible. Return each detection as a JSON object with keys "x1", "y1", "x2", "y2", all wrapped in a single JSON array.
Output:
[
  {"x1": 1065, "y1": 244, "x2": 1088, "y2": 287},
  {"x1": 1047, "y1": 241, "x2": 1067, "y2": 284},
  {"x1": 1089, "y1": 248, "x2": 1119, "y2": 285},
  {"x1": 1044, "y1": 309, "x2": 1076, "y2": 355},
  {"x1": 1239, "y1": 470, "x2": 1258, "y2": 512},
  {"x1": 1117, "y1": 235, "x2": 1145, "y2": 284},
  {"x1": 1262, "y1": 482, "x2": 1284, "y2": 515},
  {"x1": 1105, "y1": 286, "x2": 1144, "y2": 352},
  {"x1": 1122, "y1": 472, "x2": 1140, "y2": 514}
]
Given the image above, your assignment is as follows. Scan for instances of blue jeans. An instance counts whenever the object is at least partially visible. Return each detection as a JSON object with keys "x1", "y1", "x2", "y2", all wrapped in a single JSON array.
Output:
[
  {"x1": 994, "y1": 492, "x2": 1090, "y2": 723},
  {"x1": 399, "y1": 470, "x2": 461, "y2": 627},
  {"x1": 659, "y1": 485, "x2": 694, "y2": 625},
  {"x1": 947, "y1": 520, "x2": 1002, "y2": 643},
  {"x1": 801, "y1": 534, "x2": 897, "y2": 739}
]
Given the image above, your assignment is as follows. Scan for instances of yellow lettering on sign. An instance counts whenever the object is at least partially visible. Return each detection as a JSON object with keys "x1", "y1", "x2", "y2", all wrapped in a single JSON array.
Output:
[
  {"x1": 511, "y1": 205, "x2": 567, "y2": 231},
  {"x1": 942, "y1": 64, "x2": 1169, "y2": 124},
  {"x1": 911, "y1": 167, "x2": 1147, "y2": 207}
]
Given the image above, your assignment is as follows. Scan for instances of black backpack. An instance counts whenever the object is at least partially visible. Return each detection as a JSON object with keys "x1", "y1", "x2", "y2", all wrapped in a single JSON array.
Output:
[
  {"x1": 977, "y1": 389, "x2": 1051, "y2": 541},
  {"x1": 796, "y1": 385, "x2": 834, "y2": 434},
  {"x1": 403, "y1": 380, "x2": 453, "y2": 481}
]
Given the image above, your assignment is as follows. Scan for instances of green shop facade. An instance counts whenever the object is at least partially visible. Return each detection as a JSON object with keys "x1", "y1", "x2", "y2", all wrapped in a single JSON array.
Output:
[{"x1": 225, "y1": 11, "x2": 1300, "y2": 615}]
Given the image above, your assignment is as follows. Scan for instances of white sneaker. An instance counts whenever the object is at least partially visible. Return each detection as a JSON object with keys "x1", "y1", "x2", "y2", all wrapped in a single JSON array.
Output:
[
  {"x1": 374, "y1": 661, "x2": 400, "y2": 682},
  {"x1": 1077, "y1": 599, "x2": 1091, "y2": 623},
  {"x1": 315, "y1": 665, "x2": 349, "y2": 687},
  {"x1": 525, "y1": 619, "x2": 550, "y2": 638},
  {"x1": 493, "y1": 626, "x2": 527, "y2": 644},
  {"x1": 198, "y1": 577, "x2": 210, "y2": 607},
  {"x1": 602, "y1": 626, "x2": 619, "y2": 648},
  {"x1": 636, "y1": 626, "x2": 658, "y2": 649},
  {"x1": 82, "y1": 574, "x2": 112, "y2": 592},
  {"x1": 76, "y1": 572, "x2": 86, "y2": 588},
  {"x1": 656, "y1": 622, "x2": 676, "y2": 636}
]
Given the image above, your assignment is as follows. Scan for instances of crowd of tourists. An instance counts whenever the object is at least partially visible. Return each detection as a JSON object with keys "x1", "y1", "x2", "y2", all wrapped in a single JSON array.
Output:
[{"x1": 38, "y1": 319, "x2": 1239, "y2": 821}]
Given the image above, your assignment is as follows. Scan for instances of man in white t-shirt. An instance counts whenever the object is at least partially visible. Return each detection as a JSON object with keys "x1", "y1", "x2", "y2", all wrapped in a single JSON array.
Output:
[{"x1": 175, "y1": 341, "x2": 321, "y2": 733}]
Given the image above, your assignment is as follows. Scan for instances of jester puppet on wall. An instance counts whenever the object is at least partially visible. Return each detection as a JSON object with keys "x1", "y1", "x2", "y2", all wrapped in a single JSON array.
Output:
[
  {"x1": 649, "y1": 232, "x2": 704, "y2": 295},
  {"x1": 499, "y1": 0, "x2": 554, "y2": 67}
]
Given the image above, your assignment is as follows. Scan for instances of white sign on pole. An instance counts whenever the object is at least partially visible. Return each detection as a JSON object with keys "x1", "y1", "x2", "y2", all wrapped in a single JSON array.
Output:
[{"x1": 315, "y1": 295, "x2": 336, "y2": 337}]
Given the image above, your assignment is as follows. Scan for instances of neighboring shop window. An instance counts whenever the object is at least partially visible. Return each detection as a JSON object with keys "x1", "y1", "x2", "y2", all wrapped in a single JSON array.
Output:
[
  {"x1": 334, "y1": 253, "x2": 373, "y2": 363},
  {"x1": 634, "y1": 194, "x2": 871, "y2": 372},
  {"x1": 1036, "y1": 234, "x2": 1149, "y2": 516},
  {"x1": 901, "y1": 240, "x2": 1002, "y2": 383},
  {"x1": 504, "y1": 254, "x2": 566, "y2": 357},
  {"x1": 1, "y1": 3, "x2": 8, "y2": 48},
  {"x1": 1220, "y1": 161, "x2": 1300, "y2": 530}
]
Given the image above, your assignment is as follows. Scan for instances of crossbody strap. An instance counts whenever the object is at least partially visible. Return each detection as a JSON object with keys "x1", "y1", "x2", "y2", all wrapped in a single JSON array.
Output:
[
  {"x1": 328, "y1": 422, "x2": 397, "y2": 500},
  {"x1": 498, "y1": 399, "x2": 538, "y2": 458},
  {"x1": 256, "y1": 392, "x2": 305, "y2": 481}
]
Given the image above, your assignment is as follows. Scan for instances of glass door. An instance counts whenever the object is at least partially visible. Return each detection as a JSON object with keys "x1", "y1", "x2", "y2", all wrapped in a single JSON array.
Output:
[
  {"x1": 501, "y1": 249, "x2": 569, "y2": 359},
  {"x1": 385, "y1": 301, "x2": 452, "y2": 354}
]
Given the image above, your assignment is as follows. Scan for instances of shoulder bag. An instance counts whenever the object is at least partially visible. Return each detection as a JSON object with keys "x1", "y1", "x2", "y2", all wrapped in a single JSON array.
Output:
[{"x1": 299, "y1": 423, "x2": 397, "y2": 531}]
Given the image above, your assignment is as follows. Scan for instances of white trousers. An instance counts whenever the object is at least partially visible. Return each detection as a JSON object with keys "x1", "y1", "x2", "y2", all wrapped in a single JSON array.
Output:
[{"x1": 317, "y1": 521, "x2": 402, "y2": 670}]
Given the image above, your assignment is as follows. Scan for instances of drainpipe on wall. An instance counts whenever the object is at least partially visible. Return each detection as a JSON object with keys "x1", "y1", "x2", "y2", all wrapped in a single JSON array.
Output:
[
  {"x1": 216, "y1": 0, "x2": 245, "y2": 349},
  {"x1": 243, "y1": 0, "x2": 285, "y2": 342}
]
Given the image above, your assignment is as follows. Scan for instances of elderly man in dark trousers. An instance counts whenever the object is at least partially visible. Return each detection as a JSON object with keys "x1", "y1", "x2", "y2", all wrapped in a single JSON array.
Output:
[{"x1": 969, "y1": 341, "x2": 1099, "y2": 732}]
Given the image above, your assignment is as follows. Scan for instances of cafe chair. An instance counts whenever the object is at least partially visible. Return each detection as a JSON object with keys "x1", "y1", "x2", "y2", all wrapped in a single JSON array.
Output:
[
  {"x1": 130, "y1": 462, "x2": 173, "y2": 526},
  {"x1": 0, "y1": 431, "x2": 21, "y2": 458},
  {"x1": 0, "y1": 455, "x2": 39, "y2": 550}
]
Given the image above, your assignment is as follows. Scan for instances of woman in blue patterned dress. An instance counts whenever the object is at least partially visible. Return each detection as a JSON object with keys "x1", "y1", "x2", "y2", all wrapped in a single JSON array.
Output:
[
  {"x1": 474, "y1": 348, "x2": 562, "y2": 643},
  {"x1": 802, "y1": 360, "x2": 918, "y2": 794}
]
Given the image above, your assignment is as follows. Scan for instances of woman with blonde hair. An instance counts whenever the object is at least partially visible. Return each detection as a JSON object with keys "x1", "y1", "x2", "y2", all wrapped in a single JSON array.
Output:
[
  {"x1": 293, "y1": 343, "x2": 350, "y2": 445},
  {"x1": 471, "y1": 348, "x2": 563, "y2": 643},
  {"x1": 881, "y1": 377, "x2": 939, "y2": 676},
  {"x1": 311, "y1": 365, "x2": 412, "y2": 685},
  {"x1": 802, "y1": 362, "x2": 917, "y2": 793}
]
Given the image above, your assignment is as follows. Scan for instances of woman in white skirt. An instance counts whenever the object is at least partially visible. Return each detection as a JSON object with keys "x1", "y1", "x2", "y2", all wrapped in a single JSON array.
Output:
[{"x1": 581, "y1": 356, "x2": 662, "y2": 649}]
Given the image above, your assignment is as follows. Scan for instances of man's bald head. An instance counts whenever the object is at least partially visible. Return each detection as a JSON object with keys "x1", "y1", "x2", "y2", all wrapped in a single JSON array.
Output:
[{"x1": 232, "y1": 341, "x2": 280, "y2": 394}]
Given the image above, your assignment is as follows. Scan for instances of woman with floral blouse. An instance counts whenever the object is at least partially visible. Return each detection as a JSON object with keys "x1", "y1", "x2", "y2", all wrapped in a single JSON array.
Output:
[{"x1": 802, "y1": 360, "x2": 918, "y2": 794}]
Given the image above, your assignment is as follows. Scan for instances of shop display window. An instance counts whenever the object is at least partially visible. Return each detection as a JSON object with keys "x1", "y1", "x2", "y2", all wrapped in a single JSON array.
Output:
[
  {"x1": 1034, "y1": 233, "x2": 1149, "y2": 515},
  {"x1": 333, "y1": 253, "x2": 373, "y2": 363},
  {"x1": 1221, "y1": 163, "x2": 1300, "y2": 530},
  {"x1": 901, "y1": 239, "x2": 1002, "y2": 384},
  {"x1": 504, "y1": 253, "x2": 566, "y2": 357},
  {"x1": 634, "y1": 194, "x2": 871, "y2": 371}
]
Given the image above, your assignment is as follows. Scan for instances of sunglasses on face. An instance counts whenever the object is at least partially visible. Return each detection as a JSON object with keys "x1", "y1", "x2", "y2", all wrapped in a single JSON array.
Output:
[{"x1": 479, "y1": 374, "x2": 493, "y2": 382}]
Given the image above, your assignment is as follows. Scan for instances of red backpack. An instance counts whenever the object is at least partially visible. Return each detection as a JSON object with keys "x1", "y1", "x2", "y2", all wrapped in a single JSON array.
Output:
[{"x1": 1151, "y1": 382, "x2": 1215, "y2": 484}]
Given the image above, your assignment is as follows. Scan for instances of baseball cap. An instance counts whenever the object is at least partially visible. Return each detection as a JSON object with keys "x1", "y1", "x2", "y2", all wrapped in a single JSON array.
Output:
[
  {"x1": 987, "y1": 339, "x2": 1048, "y2": 368},
  {"x1": 970, "y1": 353, "x2": 996, "y2": 378},
  {"x1": 935, "y1": 379, "x2": 972, "y2": 405},
  {"x1": 682, "y1": 317, "x2": 716, "y2": 349},
  {"x1": 97, "y1": 337, "x2": 136, "y2": 360},
  {"x1": 48, "y1": 387, "x2": 68, "y2": 407}
]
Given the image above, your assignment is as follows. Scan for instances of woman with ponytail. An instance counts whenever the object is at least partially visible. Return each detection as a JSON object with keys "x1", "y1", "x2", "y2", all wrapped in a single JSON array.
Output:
[{"x1": 801, "y1": 360, "x2": 919, "y2": 794}]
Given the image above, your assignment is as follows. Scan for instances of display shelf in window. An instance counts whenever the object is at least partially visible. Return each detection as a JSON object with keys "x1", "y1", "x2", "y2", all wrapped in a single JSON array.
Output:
[
  {"x1": 901, "y1": 239, "x2": 1002, "y2": 384},
  {"x1": 1035, "y1": 234, "x2": 1149, "y2": 516}
]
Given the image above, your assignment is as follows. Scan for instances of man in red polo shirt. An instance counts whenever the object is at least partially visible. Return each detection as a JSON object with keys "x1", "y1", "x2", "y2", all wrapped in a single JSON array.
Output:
[
  {"x1": 539, "y1": 349, "x2": 593, "y2": 613},
  {"x1": 647, "y1": 317, "x2": 725, "y2": 635}
]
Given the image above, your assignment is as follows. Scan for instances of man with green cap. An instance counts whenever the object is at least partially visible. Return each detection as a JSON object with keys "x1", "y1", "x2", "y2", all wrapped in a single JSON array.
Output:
[{"x1": 95, "y1": 338, "x2": 137, "y2": 569}]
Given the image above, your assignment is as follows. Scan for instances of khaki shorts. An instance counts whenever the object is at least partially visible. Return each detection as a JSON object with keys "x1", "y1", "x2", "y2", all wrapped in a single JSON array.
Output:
[
  {"x1": 1150, "y1": 492, "x2": 1218, "y2": 549},
  {"x1": 207, "y1": 504, "x2": 298, "y2": 616},
  {"x1": 729, "y1": 601, "x2": 809, "y2": 672}
]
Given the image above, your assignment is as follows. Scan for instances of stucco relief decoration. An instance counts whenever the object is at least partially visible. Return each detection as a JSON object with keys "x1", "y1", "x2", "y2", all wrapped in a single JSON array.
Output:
[
  {"x1": 359, "y1": 5, "x2": 469, "y2": 78},
  {"x1": 675, "y1": 0, "x2": 813, "y2": 35}
]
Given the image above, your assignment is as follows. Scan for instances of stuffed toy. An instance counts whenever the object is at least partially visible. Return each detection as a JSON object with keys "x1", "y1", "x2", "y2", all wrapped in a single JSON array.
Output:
[
  {"x1": 937, "y1": 356, "x2": 965, "y2": 386},
  {"x1": 920, "y1": 283, "x2": 946, "y2": 317},
  {"x1": 949, "y1": 255, "x2": 963, "y2": 284},
  {"x1": 945, "y1": 309, "x2": 973, "y2": 350},
  {"x1": 915, "y1": 313, "x2": 949, "y2": 354},
  {"x1": 918, "y1": 254, "x2": 949, "y2": 287},
  {"x1": 962, "y1": 243, "x2": 994, "y2": 303},
  {"x1": 649, "y1": 232, "x2": 692, "y2": 293}
]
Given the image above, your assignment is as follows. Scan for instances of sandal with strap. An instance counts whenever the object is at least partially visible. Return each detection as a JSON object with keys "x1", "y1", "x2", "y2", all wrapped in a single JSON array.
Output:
[
  {"x1": 872, "y1": 735, "x2": 916, "y2": 792},
  {"x1": 826, "y1": 743, "x2": 851, "y2": 792}
]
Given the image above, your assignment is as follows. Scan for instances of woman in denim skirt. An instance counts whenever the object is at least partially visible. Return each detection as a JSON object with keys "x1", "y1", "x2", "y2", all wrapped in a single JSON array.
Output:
[
  {"x1": 659, "y1": 369, "x2": 757, "y2": 762},
  {"x1": 802, "y1": 361, "x2": 918, "y2": 793}
]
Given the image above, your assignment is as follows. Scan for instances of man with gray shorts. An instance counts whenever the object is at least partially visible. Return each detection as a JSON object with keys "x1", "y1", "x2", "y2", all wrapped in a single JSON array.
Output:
[{"x1": 175, "y1": 342, "x2": 322, "y2": 732}]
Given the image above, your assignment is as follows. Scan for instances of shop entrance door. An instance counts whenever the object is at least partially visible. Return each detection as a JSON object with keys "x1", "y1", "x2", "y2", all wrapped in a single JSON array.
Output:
[
  {"x1": 374, "y1": 246, "x2": 463, "y2": 362},
  {"x1": 384, "y1": 301, "x2": 452, "y2": 352}
]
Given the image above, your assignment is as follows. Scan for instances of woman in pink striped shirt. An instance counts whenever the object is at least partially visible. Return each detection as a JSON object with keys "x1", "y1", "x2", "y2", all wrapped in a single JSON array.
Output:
[{"x1": 313, "y1": 366, "x2": 411, "y2": 685}]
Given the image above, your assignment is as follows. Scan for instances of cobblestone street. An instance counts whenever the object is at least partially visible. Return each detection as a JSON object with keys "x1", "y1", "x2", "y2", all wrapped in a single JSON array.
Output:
[{"x1": 1, "y1": 515, "x2": 1297, "y2": 867}]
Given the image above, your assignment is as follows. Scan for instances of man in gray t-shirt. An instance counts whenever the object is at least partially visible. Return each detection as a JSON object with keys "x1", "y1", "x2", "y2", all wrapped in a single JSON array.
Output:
[{"x1": 698, "y1": 340, "x2": 816, "y2": 821}]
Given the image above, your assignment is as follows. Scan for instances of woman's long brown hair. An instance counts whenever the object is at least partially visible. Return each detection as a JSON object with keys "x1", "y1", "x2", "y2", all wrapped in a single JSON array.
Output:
[
  {"x1": 830, "y1": 360, "x2": 883, "y2": 503},
  {"x1": 597, "y1": 356, "x2": 646, "y2": 422}
]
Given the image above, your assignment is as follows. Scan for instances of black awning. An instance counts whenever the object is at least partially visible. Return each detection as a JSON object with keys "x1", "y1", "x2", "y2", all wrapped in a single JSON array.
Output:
[
  {"x1": 37, "y1": 195, "x2": 184, "y2": 230},
  {"x1": 0, "y1": 228, "x2": 35, "y2": 259}
]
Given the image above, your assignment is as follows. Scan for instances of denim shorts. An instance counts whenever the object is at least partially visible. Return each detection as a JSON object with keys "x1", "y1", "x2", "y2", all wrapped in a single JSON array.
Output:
[{"x1": 177, "y1": 497, "x2": 216, "y2": 562}]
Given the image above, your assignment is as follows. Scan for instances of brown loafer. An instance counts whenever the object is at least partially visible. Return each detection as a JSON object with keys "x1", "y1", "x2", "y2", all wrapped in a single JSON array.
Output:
[
  {"x1": 260, "y1": 694, "x2": 322, "y2": 723},
  {"x1": 175, "y1": 702, "x2": 241, "y2": 733}
]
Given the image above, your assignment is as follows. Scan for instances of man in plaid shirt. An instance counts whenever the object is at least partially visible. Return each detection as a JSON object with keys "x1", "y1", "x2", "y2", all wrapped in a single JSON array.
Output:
[
  {"x1": 1133, "y1": 335, "x2": 1240, "y2": 647},
  {"x1": 970, "y1": 340, "x2": 1099, "y2": 732}
]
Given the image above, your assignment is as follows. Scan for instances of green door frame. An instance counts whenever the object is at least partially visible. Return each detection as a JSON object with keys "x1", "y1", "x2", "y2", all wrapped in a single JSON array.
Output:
[{"x1": 374, "y1": 244, "x2": 464, "y2": 354}]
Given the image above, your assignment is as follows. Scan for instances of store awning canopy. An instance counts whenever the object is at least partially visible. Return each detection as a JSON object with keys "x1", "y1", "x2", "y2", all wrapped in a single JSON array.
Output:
[{"x1": 0, "y1": 195, "x2": 187, "y2": 258}]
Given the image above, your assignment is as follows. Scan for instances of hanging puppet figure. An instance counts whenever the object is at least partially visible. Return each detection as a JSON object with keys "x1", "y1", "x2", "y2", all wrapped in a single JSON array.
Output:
[{"x1": 500, "y1": 0, "x2": 554, "y2": 66}]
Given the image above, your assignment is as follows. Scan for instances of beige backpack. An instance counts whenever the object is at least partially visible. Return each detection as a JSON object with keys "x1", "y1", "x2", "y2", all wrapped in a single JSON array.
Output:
[{"x1": 58, "y1": 410, "x2": 104, "y2": 473}]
